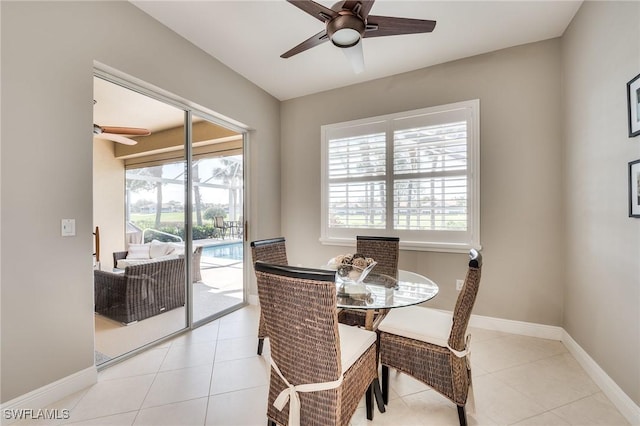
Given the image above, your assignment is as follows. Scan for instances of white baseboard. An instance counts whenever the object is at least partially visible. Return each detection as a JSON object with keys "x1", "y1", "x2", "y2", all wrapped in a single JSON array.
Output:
[
  {"x1": 0, "y1": 366, "x2": 97, "y2": 424},
  {"x1": 468, "y1": 312, "x2": 564, "y2": 340},
  {"x1": 561, "y1": 331, "x2": 640, "y2": 425}
]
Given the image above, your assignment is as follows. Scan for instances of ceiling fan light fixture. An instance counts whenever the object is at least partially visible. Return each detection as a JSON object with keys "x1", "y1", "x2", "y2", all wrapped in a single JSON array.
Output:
[
  {"x1": 331, "y1": 28, "x2": 361, "y2": 47},
  {"x1": 327, "y1": 13, "x2": 365, "y2": 48},
  {"x1": 281, "y1": 0, "x2": 436, "y2": 73}
]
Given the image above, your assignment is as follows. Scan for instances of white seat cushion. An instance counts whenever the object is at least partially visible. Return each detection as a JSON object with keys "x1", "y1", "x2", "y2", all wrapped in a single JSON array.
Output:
[
  {"x1": 117, "y1": 258, "x2": 154, "y2": 269},
  {"x1": 169, "y1": 242, "x2": 186, "y2": 256},
  {"x1": 149, "y1": 240, "x2": 176, "y2": 258},
  {"x1": 378, "y1": 306, "x2": 452, "y2": 347},
  {"x1": 126, "y1": 244, "x2": 150, "y2": 259},
  {"x1": 338, "y1": 324, "x2": 376, "y2": 373},
  {"x1": 116, "y1": 254, "x2": 180, "y2": 269}
]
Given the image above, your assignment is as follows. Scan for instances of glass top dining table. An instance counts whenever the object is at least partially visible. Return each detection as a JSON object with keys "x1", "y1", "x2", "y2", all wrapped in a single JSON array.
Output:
[{"x1": 333, "y1": 269, "x2": 439, "y2": 330}]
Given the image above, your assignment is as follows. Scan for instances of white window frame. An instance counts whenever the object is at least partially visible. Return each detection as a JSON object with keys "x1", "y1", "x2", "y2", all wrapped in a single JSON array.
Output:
[{"x1": 320, "y1": 99, "x2": 480, "y2": 253}]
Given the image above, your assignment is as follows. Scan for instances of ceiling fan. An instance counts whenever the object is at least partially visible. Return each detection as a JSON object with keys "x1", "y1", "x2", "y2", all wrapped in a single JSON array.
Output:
[
  {"x1": 281, "y1": 0, "x2": 436, "y2": 73},
  {"x1": 93, "y1": 100, "x2": 151, "y2": 145}
]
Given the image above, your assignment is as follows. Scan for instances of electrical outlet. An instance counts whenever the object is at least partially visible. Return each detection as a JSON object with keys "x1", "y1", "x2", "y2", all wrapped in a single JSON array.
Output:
[{"x1": 456, "y1": 279, "x2": 464, "y2": 291}]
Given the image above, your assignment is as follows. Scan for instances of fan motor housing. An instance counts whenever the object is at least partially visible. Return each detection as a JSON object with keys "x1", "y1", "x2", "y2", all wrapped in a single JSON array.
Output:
[{"x1": 327, "y1": 12, "x2": 365, "y2": 48}]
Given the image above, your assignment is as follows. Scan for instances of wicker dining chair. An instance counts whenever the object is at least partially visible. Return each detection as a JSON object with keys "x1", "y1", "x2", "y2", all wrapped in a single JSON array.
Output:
[
  {"x1": 254, "y1": 261, "x2": 384, "y2": 426},
  {"x1": 338, "y1": 236, "x2": 400, "y2": 327},
  {"x1": 377, "y1": 249, "x2": 482, "y2": 426},
  {"x1": 250, "y1": 237, "x2": 289, "y2": 355},
  {"x1": 356, "y1": 236, "x2": 400, "y2": 278}
]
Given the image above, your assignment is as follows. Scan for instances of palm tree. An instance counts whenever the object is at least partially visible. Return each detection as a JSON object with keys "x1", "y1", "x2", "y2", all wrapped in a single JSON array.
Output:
[
  {"x1": 151, "y1": 166, "x2": 163, "y2": 228},
  {"x1": 206, "y1": 157, "x2": 243, "y2": 221}
]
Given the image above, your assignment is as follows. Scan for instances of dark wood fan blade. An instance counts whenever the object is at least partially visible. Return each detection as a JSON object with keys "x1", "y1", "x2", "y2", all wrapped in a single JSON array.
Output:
[
  {"x1": 286, "y1": 0, "x2": 338, "y2": 23},
  {"x1": 342, "y1": 0, "x2": 375, "y2": 19},
  {"x1": 98, "y1": 126, "x2": 151, "y2": 136},
  {"x1": 281, "y1": 30, "x2": 330, "y2": 58},
  {"x1": 364, "y1": 15, "x2": 436, "y2": 38},
  {"x1": 331, "y1": 1, "x2": 345, "y2": 12}
]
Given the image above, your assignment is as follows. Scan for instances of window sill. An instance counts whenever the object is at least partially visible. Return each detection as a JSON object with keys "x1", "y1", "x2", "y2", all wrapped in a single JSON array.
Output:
[{"x1": 319, "y1": 237, "x2": 481, "y2": 254}]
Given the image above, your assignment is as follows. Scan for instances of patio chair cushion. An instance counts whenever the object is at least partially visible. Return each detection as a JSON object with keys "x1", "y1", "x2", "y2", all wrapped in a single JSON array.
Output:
[
  {"x1": 168, "y1": 242, "x2": 186, "y2": 256},
  {"x1": 117, "y1": 254, "x2": 180, "y2": 269},
  {"x1": 377, "y1": 307, "x2": 452, "y2": 347},
  {"x1": 149, "y1": 240, "x2": 176, "y2": 258},
  {"x1": 118, "y1": 241, "x2": 179, "y2": 268},
  {"x1": 127, "y1": 244, "x2": 150, "y2": 259},
  {"x1": 338, "y1": 323, "x2": 376, "y2": 373}
]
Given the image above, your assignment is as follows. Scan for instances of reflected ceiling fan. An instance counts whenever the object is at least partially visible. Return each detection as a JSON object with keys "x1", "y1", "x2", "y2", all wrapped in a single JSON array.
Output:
[
  {"x1": 281, "y1": 0, "x2": 436, "y2": 73},
  {"x1": 93, "y1": 100, "x2": 151, "y2": 145}
]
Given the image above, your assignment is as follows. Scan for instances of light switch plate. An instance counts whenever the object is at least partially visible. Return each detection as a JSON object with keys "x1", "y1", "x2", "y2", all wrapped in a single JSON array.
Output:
[{"x1": 61, "y1": 219, "x2": 76, "y2": 236}]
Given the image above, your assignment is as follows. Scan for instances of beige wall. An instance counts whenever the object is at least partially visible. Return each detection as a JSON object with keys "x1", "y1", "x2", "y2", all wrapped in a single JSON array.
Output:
[
  {"x1": 93, "y1": 139, "x2": 125, "y2": 271},
  {"x1": 562, "y1": 1, "x2": 640, "y2": 405},
  {"x1": 1, "y1": 1, "x2": 280, "y2": 402},
  {"x1": 281, "y1": 39, "x2": 565, "y2": 324}
]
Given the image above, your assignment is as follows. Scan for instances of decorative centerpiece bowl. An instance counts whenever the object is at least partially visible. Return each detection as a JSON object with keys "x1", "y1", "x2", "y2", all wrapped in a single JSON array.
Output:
[
  {"x1": 328, "y1": 253, "x2": 377, "y2": 283},
  {"x1": 327, "y1": 253, "x2": 377, "y2": 299}
]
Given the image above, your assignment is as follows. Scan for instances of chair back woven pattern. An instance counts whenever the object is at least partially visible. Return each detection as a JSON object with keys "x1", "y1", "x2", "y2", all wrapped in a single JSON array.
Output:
[
  {"x1": 251, "y1": 238, "x2": 288, "y2": 341},
  {"x1": 255, "y1": 266, "x2": 342, "y2": 425},
  {"x1": 448, "y1": 257, "x2": 482, "y2": 351},
  {"x1": 250, "y1": 238, "x2": 288, "y2": 266},
  {"x1": 356, "y1": 236, "x2": 399, "y2": 279}
]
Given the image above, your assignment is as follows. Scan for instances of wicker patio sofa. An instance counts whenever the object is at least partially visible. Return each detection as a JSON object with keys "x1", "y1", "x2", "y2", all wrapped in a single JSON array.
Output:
[
  {"x1": 94, "y1": 257, "x2": 185, "y2": 324},
  {"x1": 113, "y1": 245, "x2": 203, "y2": 282}
]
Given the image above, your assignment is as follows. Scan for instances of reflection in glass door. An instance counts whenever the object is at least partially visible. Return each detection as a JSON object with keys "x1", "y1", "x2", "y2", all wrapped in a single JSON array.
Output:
[{"x1": 190, "y1": 116, "x2": 245, "y2": 324}]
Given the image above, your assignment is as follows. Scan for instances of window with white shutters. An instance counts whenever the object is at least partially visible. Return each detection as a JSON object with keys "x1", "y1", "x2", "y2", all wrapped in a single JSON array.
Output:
[{"x1": 321, "y1": 100, "x2": 480, "y2": 252}]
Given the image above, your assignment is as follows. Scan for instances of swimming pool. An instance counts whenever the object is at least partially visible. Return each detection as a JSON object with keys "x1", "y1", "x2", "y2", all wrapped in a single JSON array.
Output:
[{"x1": 201, "y1": 241, "x2": 243, "y2": 260}]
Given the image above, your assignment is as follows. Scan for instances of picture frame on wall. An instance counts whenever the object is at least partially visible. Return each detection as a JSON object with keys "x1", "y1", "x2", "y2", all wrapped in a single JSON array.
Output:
[
  {"x1": 627, "y1": 73, "x2": 640, "y2": 137},
  {"x1": 629, "y1": 159, "x2": 640, "y2": 218}
]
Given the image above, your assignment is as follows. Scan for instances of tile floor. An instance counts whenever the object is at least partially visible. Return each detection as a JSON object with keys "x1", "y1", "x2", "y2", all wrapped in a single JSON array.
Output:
[{"x1": 21, "y1": 305, "x2": 630, "y2": 425}]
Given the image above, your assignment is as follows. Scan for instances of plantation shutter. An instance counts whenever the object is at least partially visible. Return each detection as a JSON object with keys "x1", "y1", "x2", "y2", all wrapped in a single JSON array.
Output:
[{"x1": 321, "y1": 100, "x2": 480, "y2": 252}]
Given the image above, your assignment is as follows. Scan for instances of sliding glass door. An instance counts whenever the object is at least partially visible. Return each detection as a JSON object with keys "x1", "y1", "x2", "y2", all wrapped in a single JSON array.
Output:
[
  {"x1": 93, "y1": 74, "x2": 246, "y2": 366},
  {"x1": 93, "y1": 76, "x2": 188, "y2": 364},
  {"x1": 190, "y1": 115, "x2": 245, "y2": 324}
]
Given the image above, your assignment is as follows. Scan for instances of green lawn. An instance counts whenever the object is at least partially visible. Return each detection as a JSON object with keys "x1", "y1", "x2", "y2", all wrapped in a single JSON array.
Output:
[
  {"x1": 130, "y1": 212, "x2": 192, "y2": 223},
  {"x1": 331, "y1": 214, "x2": 467, "y2": 230}
]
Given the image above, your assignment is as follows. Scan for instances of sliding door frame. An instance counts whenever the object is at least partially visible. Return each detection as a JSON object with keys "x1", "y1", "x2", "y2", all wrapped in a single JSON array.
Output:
[{"x1": 94, "y1": 65, "x2": 250, "y2": 337}]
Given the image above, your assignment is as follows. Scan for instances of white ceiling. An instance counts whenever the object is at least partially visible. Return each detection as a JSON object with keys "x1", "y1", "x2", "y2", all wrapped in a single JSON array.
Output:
[
  {"x1": 94, "y1": 77, "x2": 187, "y2": 132},
  {"x1": 131, "y1": 0, "x2": 582, "y2": 101}
]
